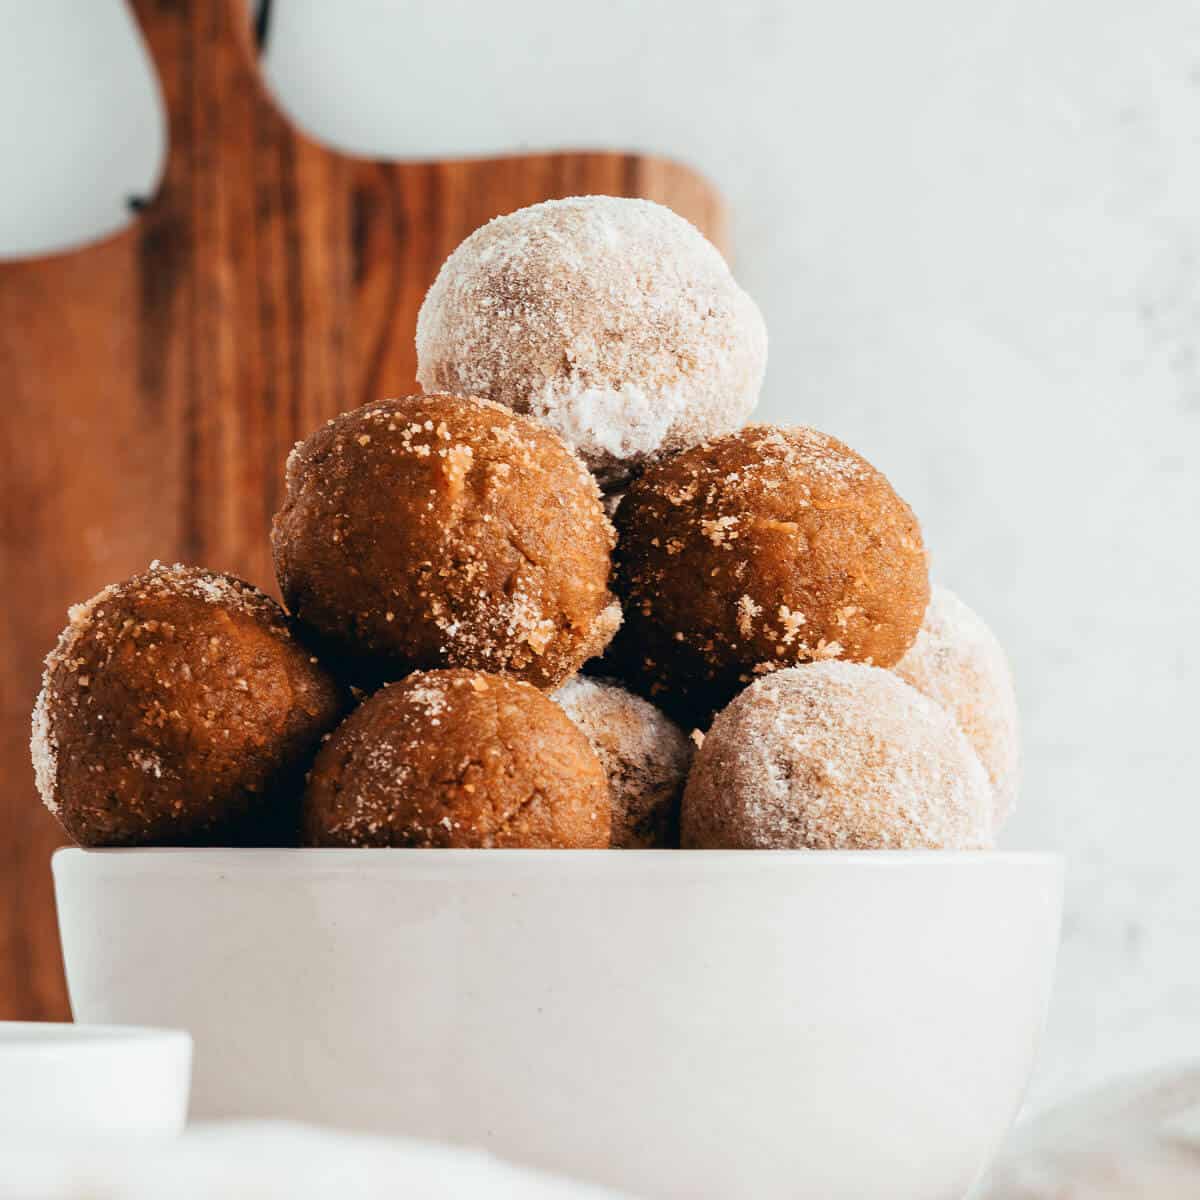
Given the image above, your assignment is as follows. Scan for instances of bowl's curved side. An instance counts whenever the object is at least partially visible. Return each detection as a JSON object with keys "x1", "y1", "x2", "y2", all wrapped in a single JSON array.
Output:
[{"x1": 53, "y1": 850, "x2": 1062, "y2": 1199}]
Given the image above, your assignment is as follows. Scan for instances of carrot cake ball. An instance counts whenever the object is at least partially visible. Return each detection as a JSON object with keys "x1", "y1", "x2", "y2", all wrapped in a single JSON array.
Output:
[
  {"x1": 612, "y1": 425, "x2": 929, "y2": 725},
  {"x1": 415, "y1": 196, "x2": 767, "y2": 486},
  {"x1": 30, "y1": 562, "x2": 344, "y2": 846},
  {"x1": 304, "y1": 669, "x2": 609, "y2": 848},
  {"x1": 554, "y1": 675, "x2": 692, "y2": 848},
  {"x1": 272, "y1": 395, "x2": 621, "y2": 691},
  {"x1": 894, "y1": 584, "x2": 1020, "y2": 825},
  {"x1": 682, "y1": 662, "x2": 993, "y2": 850}
]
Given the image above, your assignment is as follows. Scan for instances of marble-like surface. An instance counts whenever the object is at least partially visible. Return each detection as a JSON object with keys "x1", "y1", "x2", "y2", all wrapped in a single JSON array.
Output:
[
  {"x1": 984, "y1": 1063, "x2": 1200, "y2": 1197},
  {"x1": 2, "y1": 0, "x2": 1199, "y2": 1111}
]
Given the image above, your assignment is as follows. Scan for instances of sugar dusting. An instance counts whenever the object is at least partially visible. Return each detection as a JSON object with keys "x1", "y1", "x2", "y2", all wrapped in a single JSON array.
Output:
[
  {"x1": 618, "y1": 423, "x2": 924, "y2": 690},
  {"x1": 529, "y1": 382, "x2": 689, "y2": 471},
  {"x1": 682, "y1": 661, "x2": 994, "y2": 850},
  {"x1": 30, "y1": 573, "x2": 132, "y2": 813},
  {"x1": 275, "y1": 396, "x2": 620, "y2": 688},
  {"x1": 308, "y1": 669, "x2": 606, "y2": 848},
  {"x1": 554, "y1": 675, "x2": 692, "y2": 848},
  {"x1": 404, "y1": 682, "x2": 449, "y2": 720},
  {"x1": 316, "y1": 672, "x2": 470, "y2": 843},
  {"x1": 29, "y1": 562, "x2": 289, "y2": 815},
  {"x1": 129, "y1": 749, "x2": 164, "y2": 778},
  {"x1": 29, "y1": 687, "x2": 57, "y2": 813},
  {"x1": 415, "y1": 196, "x2": 767, "y2": 483},
  {"x1": 893, "y1": 584, "x2": 1020, "y2": 825}
]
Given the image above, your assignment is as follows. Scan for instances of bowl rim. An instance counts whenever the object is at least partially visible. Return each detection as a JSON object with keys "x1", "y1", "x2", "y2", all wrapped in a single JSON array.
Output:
[
  {"x1": 0, "y1": 1021, "x2": 192, "y2": 1055},
  {"x1": 53, "y1": 846, "x2": 1063, "y2": 876}
]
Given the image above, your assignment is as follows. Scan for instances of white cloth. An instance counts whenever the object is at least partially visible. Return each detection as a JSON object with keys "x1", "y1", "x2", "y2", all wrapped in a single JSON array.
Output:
[
  {"x1": 0, "y1": 1122, "x2": 626, "y2": 1200},
  {"x1": 7, "y1": 1068, "x2": 1199, "y2": 1200}
]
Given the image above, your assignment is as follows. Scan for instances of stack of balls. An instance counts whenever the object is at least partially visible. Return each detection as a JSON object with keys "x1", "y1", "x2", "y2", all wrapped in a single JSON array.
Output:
[{"x1": 31, "y1": 196, "x2": 1018, "y2": 852}]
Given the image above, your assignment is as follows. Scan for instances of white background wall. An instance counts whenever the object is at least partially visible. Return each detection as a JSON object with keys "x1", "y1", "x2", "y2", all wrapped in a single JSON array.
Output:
[{"x1": 2, "y1": 0, "x2": 1198, "y2": 1111}]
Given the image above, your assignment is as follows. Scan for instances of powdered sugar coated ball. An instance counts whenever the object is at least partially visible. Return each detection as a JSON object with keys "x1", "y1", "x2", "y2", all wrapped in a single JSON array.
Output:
[
  {"x1": 416, "y1": 196, "x2": 767, "y2": 484},
  {"x1": 893, "y1": 585, "x2": 1020, "y2": 826},
  {"x1": 682, "y1": 662, "x2": 994, "y2": 850},
  {"x1": 554, "y1": 675, "x2": 692, "y2": 848}
]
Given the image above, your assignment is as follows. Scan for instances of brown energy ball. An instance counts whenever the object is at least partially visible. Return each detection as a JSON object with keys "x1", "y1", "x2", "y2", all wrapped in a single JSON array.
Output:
[
  {"x1": 894, "y1": 584, "x2": 1020, "y2": 826},
  {"x1": 416, "y1": 196, "x2": 767, "y2": 486},
  {"x1": 554, "y1": 675, "x2": 692, "y2": 848},
  {"x1": 30, "y1": 562, "x2": 344, "y2": 846},
  {"x1": 612, "y1": 424, "x2": 929, "y2": 726},
  {"x1": 272, "y1": 395, "x2": 621, "y2": 691},
  {"x1": 304, "y1": 669, "x2": 609, "y2": 848},
  {"x1": 682, "y1": 662, "x2": 993, "y2": 850}
]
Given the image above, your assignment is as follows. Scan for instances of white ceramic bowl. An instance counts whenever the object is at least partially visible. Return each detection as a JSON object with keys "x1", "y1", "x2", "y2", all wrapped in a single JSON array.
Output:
[
  {"x1": 54, "y1": 849, "x2": 1061, "y2": 1199},
  {"x1": 0, "y1": 1022, "x2": 191, "y2": 1137}
]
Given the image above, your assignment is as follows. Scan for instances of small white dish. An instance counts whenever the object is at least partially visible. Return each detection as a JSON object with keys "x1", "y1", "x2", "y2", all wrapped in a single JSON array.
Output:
[
  {"x1": 0, "y1": 1022, "x2": 191, "y2": 1137},
  {"x1": 54, "y1": 848, "x2": 1061, "y2": 1198}
]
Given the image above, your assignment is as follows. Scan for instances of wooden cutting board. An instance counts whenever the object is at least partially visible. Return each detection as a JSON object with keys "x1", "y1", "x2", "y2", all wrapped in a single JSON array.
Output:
[{"x1": 0, "y1": 0, "x2": 725, "y2": 1021}]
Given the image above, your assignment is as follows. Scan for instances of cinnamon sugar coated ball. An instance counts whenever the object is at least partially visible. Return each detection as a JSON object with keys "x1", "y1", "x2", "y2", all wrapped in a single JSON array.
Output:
[
  {"x1": 272, "y1": 395, "x2": 621, "y2": 690},
  {"x1": 304, "y1": 669, "x2": 609, "y2": 848},
  {"x1": 554, "y1": 676, "x2": 692, "y2": 848},
  {"x1": 612, "y1": 425, "x2": 929, "y2": 726},
  {"x1": 894, "y1": 585, "x2": 1020, "y2": 825},
  {"x1": 30, "y1": 563, "x2": 344, "y2": 846},
  {"x1": 415, "y1": 196, "x2": 767, "y2": 485},
  {"x1": 682, "y1": 663, "x2": 993, "y2": 850}
]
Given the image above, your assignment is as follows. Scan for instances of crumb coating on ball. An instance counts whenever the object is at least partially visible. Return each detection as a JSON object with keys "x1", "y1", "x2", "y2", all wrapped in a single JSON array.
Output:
[
  {"x1": 415, "y1": 196, "x2": 767, "y2": 484},
  {"x1": 554, "y1": 675, "x2": 692, "y2": 848},
  {"x1": 31, "y1": 562, "x2": 345, "y2": 846},
  {"x1": 894, "y1": 584, "x2": 1020, "y2": 825},
  {"x1": 612, "y1": 425, "x2": 930, "y2": 725},
  {"x1": 272, "y1": 395, "x2": 621, "y2": 690},
  {"x1": 304, "y1": 669, "x2": 609, "y2": 848},
  {"x1": 682, "y1": 662, "x2": 993, "y2": 850}
]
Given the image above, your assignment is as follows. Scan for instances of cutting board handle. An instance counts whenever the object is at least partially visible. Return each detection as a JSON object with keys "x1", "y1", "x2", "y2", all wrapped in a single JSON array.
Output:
[
  {"x1": 127, "y1": 0, "x2": 302, "y2": 215},
  {"x1": 124, "y1": 0, "x2": 728, "y2": 253}
]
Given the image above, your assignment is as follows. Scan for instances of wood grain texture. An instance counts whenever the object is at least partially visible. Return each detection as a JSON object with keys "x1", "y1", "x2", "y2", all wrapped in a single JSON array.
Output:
[{"x1": 0, "y1": 0, "x2": 726, "y2": 1019}]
